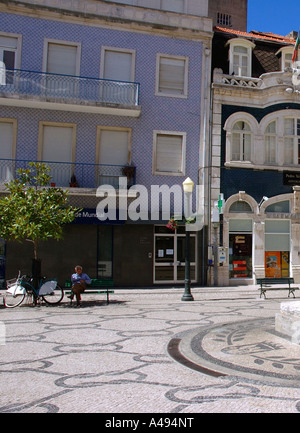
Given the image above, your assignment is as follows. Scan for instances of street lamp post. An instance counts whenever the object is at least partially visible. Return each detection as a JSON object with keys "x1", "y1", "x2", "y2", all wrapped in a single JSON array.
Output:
[{"x1": 181, "y1": 177, "x2": 194, "y2": 302}]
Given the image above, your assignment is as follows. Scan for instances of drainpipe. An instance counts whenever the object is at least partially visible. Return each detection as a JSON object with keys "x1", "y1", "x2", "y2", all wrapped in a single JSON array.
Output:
[{"x1": 198, "y1": 42, "x2": 212, "y2": 286}]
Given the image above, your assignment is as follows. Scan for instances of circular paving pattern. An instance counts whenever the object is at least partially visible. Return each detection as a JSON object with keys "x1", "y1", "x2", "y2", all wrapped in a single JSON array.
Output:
[{"x1": 169, "y1": 317, "x2": 300, "y2": 387}]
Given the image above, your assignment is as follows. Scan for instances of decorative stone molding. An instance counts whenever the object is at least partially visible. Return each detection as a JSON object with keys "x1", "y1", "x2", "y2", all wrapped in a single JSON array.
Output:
[{"x1": 1, "y1": 0, "x2": 213, "y2": 37}]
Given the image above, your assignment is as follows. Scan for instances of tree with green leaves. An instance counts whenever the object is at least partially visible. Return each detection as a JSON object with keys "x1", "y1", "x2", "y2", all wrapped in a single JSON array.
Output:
[{"x1": 0, "y1": 162, "x2": 80, "y2": 286}]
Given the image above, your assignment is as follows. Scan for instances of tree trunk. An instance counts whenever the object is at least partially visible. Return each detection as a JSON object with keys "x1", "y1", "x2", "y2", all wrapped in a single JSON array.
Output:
[{"x1": 32, "y1": 258, "x2": 41, "y2": 290}]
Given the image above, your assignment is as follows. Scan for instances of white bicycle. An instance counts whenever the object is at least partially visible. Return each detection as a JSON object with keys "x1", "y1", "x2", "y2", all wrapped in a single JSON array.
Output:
[{"x1": 3, "y1": 271, "x2": 64, "y2": 308}]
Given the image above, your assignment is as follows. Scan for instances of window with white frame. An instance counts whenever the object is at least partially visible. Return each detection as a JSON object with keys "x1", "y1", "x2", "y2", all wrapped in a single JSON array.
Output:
[
  {"x1": 97, "y1": 127, "x2": 131, "y2": 188},
  {"x1": 0, "y1": 119, "x2": 17, "y2": 182},
  {"x1": 153, "y1": 131, "x2": 186, "y2": 175},
  {"x1": 43, "y1": 40, "x2": 81, "y2": 97},
  {"x1": 156, "y1": 54, "x2": 188, "y2": 97},
  {"x1": 100, "y1": 47, "x2": 136, "y2": 104},
  {"x1": 44, "y1": 40, "x2": 80, "y2": 76},
  {"x1": 284, "y1": 118, "x2": 300, "y2": 165},
  {"x1": 0, "y1": 33, "x2": 21, "y2": 85},
  {"x1": 225, "y1": 111, "x2": 300, "y2": 169},
  {"x1": 283, "y1": 52, "x2": 293, "y2": 69},
  {"x1": 38, "y1": 122, "x2": 76, "y2": 187},
  {"x1": 101, "y1": 47, "x2": 135, "y2": 82},
  {"x1": 276, "y1": 47, "x2": 294, "y2": 70},
  {"x1": 231, "y1": 121, "x2": 252, "y2": 161},
  {"x1": 265, "y1": 121, "x2": 277, "y2": 164},
  {"x1": 98, "y1": 128, "x2": 131, "y2": 166},
  {"x1": 227, "y1": 38, "x2": 255, "y2": 77}
]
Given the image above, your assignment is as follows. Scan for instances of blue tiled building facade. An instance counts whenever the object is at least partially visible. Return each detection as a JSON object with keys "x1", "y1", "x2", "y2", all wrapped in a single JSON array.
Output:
[{"x1": 0, "y1": 1, "x2": 212, "y2": 287}]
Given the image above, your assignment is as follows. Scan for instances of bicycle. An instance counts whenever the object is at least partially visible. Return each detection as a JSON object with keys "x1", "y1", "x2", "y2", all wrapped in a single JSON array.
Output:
[{"x1": 3, "y1": 271, "x2": 64, "y2": 308}]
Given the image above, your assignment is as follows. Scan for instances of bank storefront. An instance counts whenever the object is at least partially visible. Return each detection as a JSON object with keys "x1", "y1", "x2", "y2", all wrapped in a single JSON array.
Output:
[{"x1": 219, "y1": 190, "x2": 300, "y2": 285}]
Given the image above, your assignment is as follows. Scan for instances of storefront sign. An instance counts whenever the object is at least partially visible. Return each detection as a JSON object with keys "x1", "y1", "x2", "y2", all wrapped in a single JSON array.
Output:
[
  {"x1": 283, "y1": 171, "x2": 300, "y2": 186},
  {"x1": 73, "y1": 208, "x2": 124, "y2": 225}
]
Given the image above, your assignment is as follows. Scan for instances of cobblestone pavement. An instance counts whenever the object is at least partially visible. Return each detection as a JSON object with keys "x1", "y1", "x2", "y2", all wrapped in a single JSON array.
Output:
[{"x1": 1, "y1": 286, "x2": 300, "y2": 413}]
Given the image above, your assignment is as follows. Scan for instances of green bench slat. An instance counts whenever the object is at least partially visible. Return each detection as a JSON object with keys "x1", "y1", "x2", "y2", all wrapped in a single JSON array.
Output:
[
  {"x1": 65, "y1": 279, "x2": 114, "y2": 288},
  {"x1": 65, "y1": 279, "x2": 114, "y2": 304},
  {"x1": 257, "y1": 277, "x2": 299, "y2": 299}
]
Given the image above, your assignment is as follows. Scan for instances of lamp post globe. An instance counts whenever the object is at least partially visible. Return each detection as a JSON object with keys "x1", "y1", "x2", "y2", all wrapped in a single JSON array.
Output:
[{"x1": 182, "y1": 177, "x2": 194, "y2": 302}]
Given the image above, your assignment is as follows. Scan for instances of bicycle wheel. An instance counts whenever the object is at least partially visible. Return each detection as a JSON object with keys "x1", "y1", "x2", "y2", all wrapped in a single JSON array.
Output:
[
  {"x1": 3, "y1": 291, "x2": 25, "y2": 308},
  {"x1": 42, "y1": 284, "x2": 64, "y2": 305}
]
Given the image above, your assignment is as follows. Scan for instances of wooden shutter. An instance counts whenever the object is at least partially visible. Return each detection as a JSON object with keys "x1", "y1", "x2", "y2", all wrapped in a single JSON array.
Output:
[
  {"x1": 0, "y1": 122, "x2": 13, "y2": 158},
  {"x1": 156, "y1": 134, "x2": 183, "y2": 173},
  {"x1": 42, "y1": 125, "x2": 74, "y2": 186},
  {"x1": 159, "y1": 57, "x2": 185, "y2": 95},
  {"x1": 47, "y1": 43, "x2": 77, "y2": 75},
  {"x1": 103, "y1": 50, "x2": 132, "y2": 81},
  {"x1": 99, "y1": 130, "x2": 129, "y2": 165}
]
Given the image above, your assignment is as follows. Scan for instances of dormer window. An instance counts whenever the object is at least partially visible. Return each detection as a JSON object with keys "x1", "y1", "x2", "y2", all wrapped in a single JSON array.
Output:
[
  {"x1": 276, "y1": 46, "x2": 294, "y2": 70},
  {"x1": 226, "y1": 38, "x2": 255, "y2": 77}
]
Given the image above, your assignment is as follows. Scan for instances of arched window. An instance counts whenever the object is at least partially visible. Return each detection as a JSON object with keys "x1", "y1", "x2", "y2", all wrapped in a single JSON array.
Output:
[
  {"x1": 232, "y1": 121, "x2": 252, "y2": 161},
  {"x1": 265, "y1": 200, "x2": 290, "y2": 213},
  {"x1": 265, "y1": 121, "x2": 277, "y2": 164},
  {"x1": 229, "y1": 201, "x2": 253, "y2": 213},
  {"x1": 284, "y1": 118, "x2": 300, "y2": 165}
]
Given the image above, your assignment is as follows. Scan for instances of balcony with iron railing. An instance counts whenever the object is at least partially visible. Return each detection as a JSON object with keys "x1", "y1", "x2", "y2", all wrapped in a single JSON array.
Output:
[
  {"x1": 0, "y1": 68, "x2": 141, "y2": 116},
  {"x1": 0, "y1": 159, "x2": 136, "y2": 191}
]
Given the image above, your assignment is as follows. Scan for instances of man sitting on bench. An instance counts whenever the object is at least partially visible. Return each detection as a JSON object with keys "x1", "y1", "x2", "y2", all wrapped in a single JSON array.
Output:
[{"x1": 68, "y1": 265, "x2": 91, "y2": 307}]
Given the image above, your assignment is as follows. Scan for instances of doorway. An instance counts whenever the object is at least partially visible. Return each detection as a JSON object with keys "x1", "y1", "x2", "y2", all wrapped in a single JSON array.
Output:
[{"x1": 154, "y1": 226, "x2": 197, "y2": 284}]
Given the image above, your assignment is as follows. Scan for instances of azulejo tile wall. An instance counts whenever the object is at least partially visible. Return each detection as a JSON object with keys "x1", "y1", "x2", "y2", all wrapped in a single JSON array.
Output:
[{"x1": 0, "y1": 11, "x2": 204, "y2": 212}]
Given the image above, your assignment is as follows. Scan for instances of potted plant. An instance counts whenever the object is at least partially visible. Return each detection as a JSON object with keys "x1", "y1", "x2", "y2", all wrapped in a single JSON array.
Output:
[
  {"x1": 166, "y1": 217, "x2": 178, "y2": 231},
  {"x1": 122, "y1": 165, "x2": 135, "y2": 180},
  {"x1": 69, "y1": 174, "x2": 78, "y2": 187},
  {"x1": 166, "y1": 216, "x2": 195, "y2": 231}
]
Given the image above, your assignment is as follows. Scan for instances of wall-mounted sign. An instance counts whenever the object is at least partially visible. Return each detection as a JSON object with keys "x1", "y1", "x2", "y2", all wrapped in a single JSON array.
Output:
[
  {"x1": 73, "y1": 208, "x2": 125, "y2": 225},
  {"x1": 283, "y1": 171, "x2": 300, "y2": 186}
]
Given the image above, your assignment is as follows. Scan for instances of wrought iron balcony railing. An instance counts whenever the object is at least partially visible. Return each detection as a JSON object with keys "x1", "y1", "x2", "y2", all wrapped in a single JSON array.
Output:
[
  {"x1": 0, "y1": 68, "x2": 140, "y2": 107},
  {"x1": 0, "y1": 159, "x2": 136, "y2": 190}
]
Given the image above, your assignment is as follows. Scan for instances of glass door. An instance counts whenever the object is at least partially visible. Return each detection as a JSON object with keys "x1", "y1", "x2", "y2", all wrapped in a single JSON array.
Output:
[
  {"x1": 154, "y1": 234, "x2": 175, "y2": 282},
  {"x1": 176, "y1": 234, "x2": 196, "y2": 282},
  {"x1": 154, "y1": 226, "x2": 197, "y2": 284}
]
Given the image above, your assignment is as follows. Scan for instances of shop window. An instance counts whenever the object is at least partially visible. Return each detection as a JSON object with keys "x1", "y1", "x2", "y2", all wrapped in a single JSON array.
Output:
[
  {"x1": 265, "y1": 252, "x2": 289, "y2": 278},
  {"x1": 229, "y1": 219, "x2": 252, "y2": 279},
  {"x1": 265, "y1": 220, "x2": 290, "y2": 277}
]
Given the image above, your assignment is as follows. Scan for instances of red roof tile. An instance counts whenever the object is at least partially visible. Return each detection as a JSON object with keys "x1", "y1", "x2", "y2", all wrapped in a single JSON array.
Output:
[{"x1": 214, "y1": 26, "x2": 295, "y2": 45}]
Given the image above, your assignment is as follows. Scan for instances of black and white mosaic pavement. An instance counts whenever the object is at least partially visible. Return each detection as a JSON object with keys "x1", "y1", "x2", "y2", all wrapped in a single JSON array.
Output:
[
  {"x1": 1, "y1": 288, "x2": 300, "y2": 413},
  {"x1": 174, "y1": 317, "x2": 300, "y2": 387}
]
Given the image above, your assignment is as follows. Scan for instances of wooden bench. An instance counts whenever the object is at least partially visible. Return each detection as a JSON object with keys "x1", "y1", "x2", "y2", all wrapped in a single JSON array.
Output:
[
  {"x1": 65, "y1": 278, "x2": 114, "y2": 304},
  {"x1": 257, "y1": 277, "x2": 299, "y2": 299}
]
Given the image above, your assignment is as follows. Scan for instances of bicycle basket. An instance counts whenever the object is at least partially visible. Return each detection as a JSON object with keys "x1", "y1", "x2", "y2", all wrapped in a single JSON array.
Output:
[
  {"x1": 6, "y1": 283, "x2": 26, "y2": 296},
  {"x1": 6, "y1": 277, "x2": 20, "y2": 288},
  {"x1": 39, "y1": 280, "x2": 57, "y2": 295}
]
